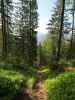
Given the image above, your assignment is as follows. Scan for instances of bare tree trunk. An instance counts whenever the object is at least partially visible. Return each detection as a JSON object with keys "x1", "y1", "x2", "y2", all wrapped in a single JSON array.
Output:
[
  {"x1": 1, "y1": 0, "x2": 7, "y2": 59},
  {"x1": 56, "y1": 0, "x2": 65, "y2": 62},
  {"x1": 29, "y1": 0, "x2": 33, "y2": 65},
  {"x1": 69, "y1": 2, "x2": 75, "y2": 59}
]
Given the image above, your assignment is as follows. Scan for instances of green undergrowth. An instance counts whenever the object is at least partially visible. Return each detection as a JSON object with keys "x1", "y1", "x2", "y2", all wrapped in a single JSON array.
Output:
[
  {"x1": 0, "y1": 68, "x2": 24, "y2": 100},
  {"x1": 38, "y1": 66, "x2": 60, "y2": 80},
  {"x1": 0, "y1": 64, "x2": 37, "y2": 100},
  {"x1": 44, "y1": 72, "x2": 75, "y2": 100}
]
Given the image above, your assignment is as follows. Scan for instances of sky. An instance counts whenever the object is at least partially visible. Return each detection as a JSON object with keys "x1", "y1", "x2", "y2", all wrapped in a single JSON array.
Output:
[{"x1": 37, "y1": 0, "x2": 56, "y2": 34}]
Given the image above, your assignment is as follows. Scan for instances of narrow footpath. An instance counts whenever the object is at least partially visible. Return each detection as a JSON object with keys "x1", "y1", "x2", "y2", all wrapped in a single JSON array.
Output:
[{"x1": 33, "y1": 71, "x2": 47, "y2": 100}]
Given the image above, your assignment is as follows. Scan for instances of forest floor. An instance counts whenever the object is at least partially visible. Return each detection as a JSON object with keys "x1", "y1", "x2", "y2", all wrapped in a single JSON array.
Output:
[
  {"x1": 0, "y1": 64, "x2": 74, "y2": 100},
  {"x1": 0, "y1": 63, "x2": 59, "y2": 100},
  {"x1": 0, "y1": 63, "x2": 48, "y2": 100},
  {"x1": 0, "y1": 63, "x2": 68, "y2": 100},
  {"x1": 32, "y1": 70, "x2": 47, "y2": 100}
]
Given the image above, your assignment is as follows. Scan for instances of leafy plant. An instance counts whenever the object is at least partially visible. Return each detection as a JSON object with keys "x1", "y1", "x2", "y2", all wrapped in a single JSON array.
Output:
[{"x1": 45, "y1": 72, "x2": 75, "y2": 100}]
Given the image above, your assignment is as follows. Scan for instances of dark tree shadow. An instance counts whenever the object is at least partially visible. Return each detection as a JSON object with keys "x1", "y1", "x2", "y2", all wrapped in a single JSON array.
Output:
[{"x1": 12, "y1": 80, "x2": 32, "y2": 100}]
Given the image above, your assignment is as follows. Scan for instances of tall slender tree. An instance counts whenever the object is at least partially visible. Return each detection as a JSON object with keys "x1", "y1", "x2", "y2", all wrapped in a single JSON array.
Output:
[
  {"x1": 1, "y1": 0, "x2": 13, "y2": 59},
  {"x1": 69, "y1": 0, "x2": 75, "y2": 59},
  {"x1": 1, "y1": 0, "x2": 7, "y2": 58},
  {"x1": 48, "y1": 0, "x2": 66, "y2": 62},
  {"x1": 56, "y1": 0, "x2": 65, "y2": 62},
  {"x1": 13, "y1": 0, "x2": 38, "y2": 65}
]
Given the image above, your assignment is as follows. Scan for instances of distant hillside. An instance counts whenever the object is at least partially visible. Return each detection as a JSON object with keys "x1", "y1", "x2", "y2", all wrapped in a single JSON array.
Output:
[{"x1": 37, "y1": 33, "x2": 47, "y2": 44}]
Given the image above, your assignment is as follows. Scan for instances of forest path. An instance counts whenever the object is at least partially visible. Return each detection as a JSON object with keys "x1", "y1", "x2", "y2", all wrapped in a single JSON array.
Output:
[{"x1": 33, "y1": 71, "x2": 47, "y2": 100}]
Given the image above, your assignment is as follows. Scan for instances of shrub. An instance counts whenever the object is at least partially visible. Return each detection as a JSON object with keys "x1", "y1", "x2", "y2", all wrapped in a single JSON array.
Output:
[
  {"x1": 59, "y1": 59, "x2": 69, "y2": 67},
  {"x1": 0, "y1": 69, "x2": 25, "y2": 100},
  {"x1": 70, "y1": 59, "x2": 75, "y2": 67},
  {"x1": 45, "y1": 73, "x2": 75, "y2": 100},
  {"x1": 0, "y1": 77, "x2": 16, "y2": 97}
]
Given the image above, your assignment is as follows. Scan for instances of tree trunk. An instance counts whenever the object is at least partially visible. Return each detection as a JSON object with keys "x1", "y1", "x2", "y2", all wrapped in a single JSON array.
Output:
[
  {"x1": 69, "y1": 2, "x2": 75, "y2": 59},
  {"x1": 1, "y1": 0, "x2": 7, "y2": 59},
  {"x1": 56, "y1": 0, "x2": 65, "y2": 62}
]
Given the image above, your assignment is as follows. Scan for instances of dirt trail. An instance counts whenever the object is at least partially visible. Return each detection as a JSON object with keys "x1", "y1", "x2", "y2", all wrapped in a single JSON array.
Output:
[{"x1": 33, "y1": 72, "x2": 47, "y2": 100}]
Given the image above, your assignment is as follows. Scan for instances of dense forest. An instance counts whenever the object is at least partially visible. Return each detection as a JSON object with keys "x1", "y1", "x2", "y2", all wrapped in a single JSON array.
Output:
[
  {"x1": 0, "y1": 0, "x2": 75, "y2": 100},
  {"x1": 0, "y1": 0, "x2": 38, "y2": 66}
]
